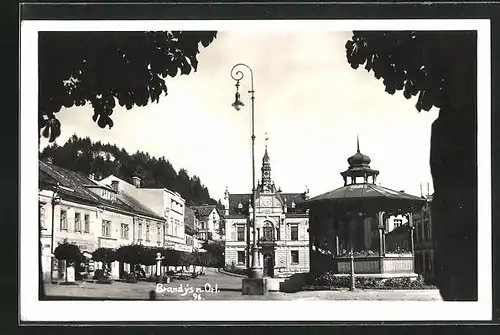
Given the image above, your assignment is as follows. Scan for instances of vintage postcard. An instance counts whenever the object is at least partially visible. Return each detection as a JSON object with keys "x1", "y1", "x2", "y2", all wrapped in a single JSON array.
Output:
[{"x1": 20, "y1": 19, "x2": 491, "y2": 322}]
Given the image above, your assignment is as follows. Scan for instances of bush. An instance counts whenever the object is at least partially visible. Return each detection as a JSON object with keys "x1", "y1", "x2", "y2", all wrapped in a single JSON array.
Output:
[
  {"x1": 97, "y1": 277, "x2": 113, "y2": 284},
  {"x1": 304, "y1": 271, "x2": 437, "y2": 290},
  {"x1": 126, "y1": 276, "x2": 138, "y2": 283}
]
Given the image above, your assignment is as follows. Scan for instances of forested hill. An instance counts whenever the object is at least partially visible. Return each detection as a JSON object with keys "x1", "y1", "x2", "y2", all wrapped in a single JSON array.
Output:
[{"x1": 40, "y1": 134, "x2": 222, "y2": 208}]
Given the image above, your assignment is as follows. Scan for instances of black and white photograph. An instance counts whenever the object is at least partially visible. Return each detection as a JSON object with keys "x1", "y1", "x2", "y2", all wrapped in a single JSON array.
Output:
[{"x1": 20, "y1": 19, "x2": 491, "y2": 322}]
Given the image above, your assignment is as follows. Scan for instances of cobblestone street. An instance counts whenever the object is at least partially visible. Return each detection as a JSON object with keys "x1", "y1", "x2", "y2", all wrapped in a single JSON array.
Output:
[{"x1": 45, "y1": 269, "x2": 442, "y2": 301}]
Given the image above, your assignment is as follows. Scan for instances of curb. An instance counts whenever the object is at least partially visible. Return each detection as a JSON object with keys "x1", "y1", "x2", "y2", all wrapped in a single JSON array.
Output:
[{"x1": 217, "y1": 268, "x2": 247, "y2": 278}]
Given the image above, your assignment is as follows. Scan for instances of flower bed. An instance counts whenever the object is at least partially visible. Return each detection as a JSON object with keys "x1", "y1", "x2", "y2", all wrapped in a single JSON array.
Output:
[{"x1": 303, "y1": 272, "x2": 436, "y2": 290}]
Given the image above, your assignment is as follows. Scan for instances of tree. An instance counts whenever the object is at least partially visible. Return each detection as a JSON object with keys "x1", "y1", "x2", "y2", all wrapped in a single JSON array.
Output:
[
  {"x1": 201, "y1": 240, "x2": 225, "y2": 268},
  {"x1": 162, "y1": 248, "x2": 181, "y2": 271},
  {"x1": 115, "y1": 244, "x2": 145, "y2": 270},
  {"x1": 54, "y1": 240, "x2": 82, "y2": 282},
  {"x1": 39, "y1": 31, "x2": 217, "y2": 142},
  {"x1": 92, "y1": 248, "x2": 116, "y2": 272},
  {"x1": 40, "y1": 135, "x2": 219, "y2": 206},
  {"x1": 346, "y1": 31, "x2": 477, "y2": 301},
  {"x1": 178, "y1": 252, "x2": 194, "y2": 274}
]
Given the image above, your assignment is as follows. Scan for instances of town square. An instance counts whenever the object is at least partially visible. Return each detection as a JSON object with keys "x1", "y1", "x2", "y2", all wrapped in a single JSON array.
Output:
[{"x1": 25, "y1": 21, "x2": 484, "y2": 315}]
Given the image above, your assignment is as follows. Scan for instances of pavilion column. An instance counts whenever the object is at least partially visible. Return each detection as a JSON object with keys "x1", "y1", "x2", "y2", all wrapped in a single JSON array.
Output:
[
  {"x1": 408, "y1": 212, "x2": 415, "y2": 255},
  {"x1": 335, "y1": 235, "x2": 340, "y2": 256},
  {"x1": 333, "y1": 218, "x2": 340, "y2": 256},
  {"x1": 377, "y1": 211, "x2": 386, "y2": 256}
]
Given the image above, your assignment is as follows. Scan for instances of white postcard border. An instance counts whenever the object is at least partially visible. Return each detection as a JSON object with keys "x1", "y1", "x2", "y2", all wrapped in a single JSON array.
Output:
[{"x1": 20, "y1": 19, "x2": 491, "y2": 322}]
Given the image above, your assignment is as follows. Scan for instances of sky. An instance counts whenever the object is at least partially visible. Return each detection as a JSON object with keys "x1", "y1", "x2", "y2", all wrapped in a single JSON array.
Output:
[{"x1": 40, "y1": 31, "x2": 438, "y2": 202}]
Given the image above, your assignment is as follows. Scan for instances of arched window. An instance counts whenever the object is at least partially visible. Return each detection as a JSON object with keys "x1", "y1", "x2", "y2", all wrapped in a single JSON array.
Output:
[{"x1": 262, "y1": 221, "x2": 274, "y2": 241}]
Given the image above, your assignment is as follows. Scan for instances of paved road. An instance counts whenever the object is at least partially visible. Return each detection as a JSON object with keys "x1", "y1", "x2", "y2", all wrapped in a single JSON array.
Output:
[{"x1": 45, "y1": 268, "x2": 442, "y2": 301}]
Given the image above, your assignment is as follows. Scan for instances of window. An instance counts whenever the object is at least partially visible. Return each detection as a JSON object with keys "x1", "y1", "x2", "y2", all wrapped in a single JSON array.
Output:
[
  {"x1": 290, "y1": 225, "x2": 298, "y2": 241},
  {"x1": 75, "y1": 212, "x2": 82, "y2": 232},
  {"x1": 237, "y1": 225, "x2": 245, "y2": 241},
  {"x1": 146, "y1": 224, "x2": 150, "y2": 241},
  {"x1": 237, "y1": 251, "x2": 245, "y2": 265},
  {"x1": 40, "y1": 207, "x2": 46, "y2": 229},
  {"x1": 138, "y1": 223, "x2": 143, "y2": 240},
  {"x1": 424, "y1": 221, "x2": 431, "y2": 241},
  {"x1": 291, "y1": 250, "x2": 299, "y2": 264},
  {"x1": 157, "y1": 225, "x2": 161, "y2": 239},
  {"x1": 175, "y1": 219, "x2": 180, "y2": 237},
  {"x1": 102, "y1": 220, "x2": 111, "y2": 237},
  {"x1": 263, "y1": 223, "x2": 273, "y2": 241},
  {"x1": 60, "y1": 210, "x2": 68, "y2": 230},
  {"x1": 121, "y1": 223, "x2": 129, "y2": 239},
  {"x1": 170, "y1": 218, "x2": 174, "y2": 236},
  {"x1": 84, "y1": 214, "x2": 90, "y2": 233}
]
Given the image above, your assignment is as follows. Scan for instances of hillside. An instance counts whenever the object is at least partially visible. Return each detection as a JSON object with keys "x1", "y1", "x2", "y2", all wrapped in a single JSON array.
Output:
[{"x1": 40, "y1": 134, "x2": 223, "y2": 208}]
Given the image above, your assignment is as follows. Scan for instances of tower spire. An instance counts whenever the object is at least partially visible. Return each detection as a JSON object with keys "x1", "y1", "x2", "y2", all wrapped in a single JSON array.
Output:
[
  {"x1": 357, "y1": 134, "x2": 360, "y2": 153},
  {"x1": 265, "y1": 132, "x2": 269, "y2": 150}
]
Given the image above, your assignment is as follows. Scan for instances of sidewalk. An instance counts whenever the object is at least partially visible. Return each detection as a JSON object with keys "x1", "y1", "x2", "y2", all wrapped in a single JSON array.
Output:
[{"x1": 44, "y1": 281, "x2": 442, "y2": 301}]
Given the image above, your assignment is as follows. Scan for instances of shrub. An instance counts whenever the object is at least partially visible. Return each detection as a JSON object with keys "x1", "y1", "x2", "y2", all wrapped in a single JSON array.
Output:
[
  {"x1": 97, "y1": 277, "x2": 113, "y2": 284},
  {"x1": 304, "y1": 271, "x2": 437, "y2": 290}
]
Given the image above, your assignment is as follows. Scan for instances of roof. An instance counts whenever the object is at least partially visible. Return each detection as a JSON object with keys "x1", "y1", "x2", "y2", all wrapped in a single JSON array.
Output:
[
  {"x1": 39, "y1": 160, "x2": 160, "y2": 218},
  {"x1": 191, "y1": 205, "x2": 217, "y2": 219},
  {"x1": 117, "y1": 190, "x2": 164, "y2": 221},
  {"x1": 184, "y1": 206, "x2": 197, "y2": 231},
  {"x1": 39, "y1": 160, "x2": 100, "y2": 205},
  {"x1": 303, "y1": 183, "x2": 426, "y2": 205},
  {"x1": 227, "y1": 192, "x2": 308, "y2": 215}
]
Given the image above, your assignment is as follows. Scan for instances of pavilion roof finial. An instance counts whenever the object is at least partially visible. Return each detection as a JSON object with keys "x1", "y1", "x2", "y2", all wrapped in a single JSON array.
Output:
[
  {"x1": 265, "y1": 132, "x2": 269, "y2": 150},
  {"x1": 357, "y1": 134, "x2": 360, "y2": 153}
]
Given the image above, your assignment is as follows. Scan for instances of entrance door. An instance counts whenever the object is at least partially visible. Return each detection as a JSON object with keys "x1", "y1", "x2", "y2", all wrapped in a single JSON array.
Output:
[{"x1": 263, "y1": 253, "x2": 274, "y2": 277}]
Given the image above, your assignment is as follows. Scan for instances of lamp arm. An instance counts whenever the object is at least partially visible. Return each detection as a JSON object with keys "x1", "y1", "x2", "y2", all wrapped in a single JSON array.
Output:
[{"x1": 230, "y1": 63, "x2": 254, "y2": 93}]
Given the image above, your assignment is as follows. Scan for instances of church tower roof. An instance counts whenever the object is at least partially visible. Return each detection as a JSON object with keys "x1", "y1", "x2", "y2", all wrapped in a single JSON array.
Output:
[{"x1": 261, "y1": 133, "x2": 272, "y2": 186}]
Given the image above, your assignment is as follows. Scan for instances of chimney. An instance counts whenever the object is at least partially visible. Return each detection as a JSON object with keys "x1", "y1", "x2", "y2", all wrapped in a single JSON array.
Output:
[
  {"x1": 111, "y1": 180, "x2": 119, "y2": 192},
  {"x1": 44, "y1": 157, "x2": 53, "y2": 164},
  {"x1": 132, "y1": 176, "x2": 141, "y2": 188},
  {"x1": 89, "y1": 173, "x2": 95, "y2": 180}
]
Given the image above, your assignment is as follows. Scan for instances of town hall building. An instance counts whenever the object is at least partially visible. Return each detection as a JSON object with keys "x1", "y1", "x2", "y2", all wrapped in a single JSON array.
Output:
[{"x1": 223, "y1": 145, "x2": 310, "y2": 278}]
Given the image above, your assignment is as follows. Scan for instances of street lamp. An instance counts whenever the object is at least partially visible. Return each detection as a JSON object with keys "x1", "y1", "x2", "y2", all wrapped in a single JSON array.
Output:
[
  {"x1": 50, "y1": 183, "x2": 61, "y2": 283},
  {"x1": 231, "y1": 63, "x2": 263, "y2": 279}
]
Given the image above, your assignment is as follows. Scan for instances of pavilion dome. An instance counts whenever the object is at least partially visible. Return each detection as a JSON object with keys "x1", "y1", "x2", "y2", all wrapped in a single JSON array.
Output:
[
  {"x1": 347, "y1": 135, "x2": 371, "y2": 167},
  {"x1": 347, "y1": 150, "x2": 371, "y2": 167}
]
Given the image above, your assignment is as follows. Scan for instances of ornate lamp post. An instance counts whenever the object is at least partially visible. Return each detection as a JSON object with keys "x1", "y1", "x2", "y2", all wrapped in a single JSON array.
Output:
[
  {"x1": 50, "y1": 183, "x2": 61, "y2": 283},
  {"x1": 231, "y1": 63, "x2": 263, "y2": 279}
]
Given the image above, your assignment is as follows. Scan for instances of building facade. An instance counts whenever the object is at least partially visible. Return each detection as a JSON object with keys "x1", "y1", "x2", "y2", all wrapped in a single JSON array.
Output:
[
  {"x1": 413, "y1": 194, "x2": 435, "y2": 281},
  {"x1": 100, "y1": 175, "x2": 189, "y2": 252},
  {"x1": 184, "y1": 206, "x2": 200, "y2": 251},
  {"x1": 191, "y1": 205, "x2": 223, "y2": 241},
  {"x1": 223, "y1": 146, "x2": 310, "y2": 278},
  {"x1": 40, "y1": 161, "x2": 169, "y2": 281}
]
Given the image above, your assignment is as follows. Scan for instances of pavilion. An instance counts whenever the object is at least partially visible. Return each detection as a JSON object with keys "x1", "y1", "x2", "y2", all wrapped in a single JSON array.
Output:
[{"x1": 299, "y1": 137, "x2": 426, "y2": 278}]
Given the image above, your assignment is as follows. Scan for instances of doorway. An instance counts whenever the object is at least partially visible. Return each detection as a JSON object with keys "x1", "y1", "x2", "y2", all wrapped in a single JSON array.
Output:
[{"x1": 263, "y1": 253, "x2": 274, "y2": 277}]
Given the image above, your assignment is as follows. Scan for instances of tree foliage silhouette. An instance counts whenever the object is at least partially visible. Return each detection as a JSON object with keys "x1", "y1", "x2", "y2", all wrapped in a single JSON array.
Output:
[
  {"x1": 346, "y1": 31, "x2": 477, "y2": 301},
  {"x1": 39, "y1": 31, "x2": 217, "y2": 142}
]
